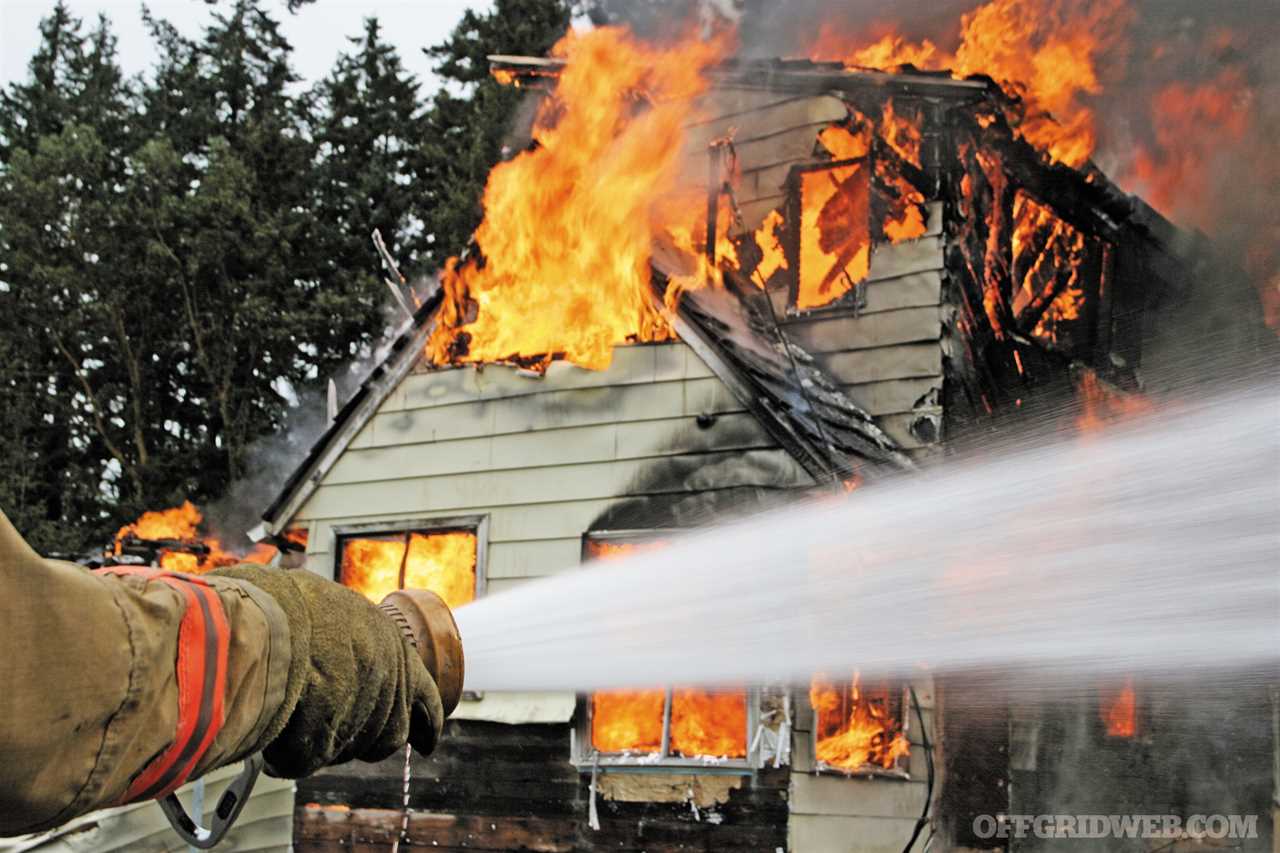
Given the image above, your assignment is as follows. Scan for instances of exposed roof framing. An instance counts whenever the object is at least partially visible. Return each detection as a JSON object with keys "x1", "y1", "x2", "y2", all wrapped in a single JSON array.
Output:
[{"x1": 660, "y1": 270, "x2": 914, "y2": 484}]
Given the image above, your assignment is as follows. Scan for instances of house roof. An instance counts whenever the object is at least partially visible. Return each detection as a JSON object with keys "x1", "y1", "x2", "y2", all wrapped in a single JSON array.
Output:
[
  {"x1": 257, "y1": 59, "x2": 1263, "y2": 536},
  {"x1": 258, "y1": 266, "x2": 912, "y2": 535}
]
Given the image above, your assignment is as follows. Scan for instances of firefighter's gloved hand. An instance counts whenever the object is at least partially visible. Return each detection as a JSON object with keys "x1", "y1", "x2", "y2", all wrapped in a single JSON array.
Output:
[{"x1": 211, "y1": 565, "x2": 444, "y2": 777}]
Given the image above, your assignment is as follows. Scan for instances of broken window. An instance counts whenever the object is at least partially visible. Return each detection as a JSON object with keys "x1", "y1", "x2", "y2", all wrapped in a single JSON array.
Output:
[
  {"x1": 333, "y1": 517, "x2": 485, "y2": 609},
  {"x1": 1010, "y1": 190, "x2": 1104, "y2": 358},
  {"x1": 785, "y1": 157, "x2": 873, "y2": 313},
  {"x1": 576, "y1": 533, "x2": 752, "y2": 767},
  {"x1": 809, "y1": 672, "x2": 911, "y2": 777}
]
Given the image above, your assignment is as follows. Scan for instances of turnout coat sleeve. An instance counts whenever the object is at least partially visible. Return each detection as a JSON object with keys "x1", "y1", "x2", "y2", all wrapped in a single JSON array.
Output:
[{"x1": 0, "y1": 510, "x2": 293, "y2": 837}]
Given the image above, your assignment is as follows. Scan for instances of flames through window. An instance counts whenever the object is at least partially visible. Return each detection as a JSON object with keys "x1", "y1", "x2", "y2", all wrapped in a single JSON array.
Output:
[
  {"x1": 583, "y1": 535, "x2": 750, "y2": 763},
  {"x1": 337, "y1": 522, "x2": 482, "y2": 609},
  {"x1": 810, "y1": 672, "x2": 911, "y2": 775}
]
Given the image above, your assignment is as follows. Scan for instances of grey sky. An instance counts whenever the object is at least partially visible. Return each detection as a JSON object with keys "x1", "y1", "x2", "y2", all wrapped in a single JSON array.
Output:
[{"x1": 1, "y1": 0, "x2": 493, "y2": 91}]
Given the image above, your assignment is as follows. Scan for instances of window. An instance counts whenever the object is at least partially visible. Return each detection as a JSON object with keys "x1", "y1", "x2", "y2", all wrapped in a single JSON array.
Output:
[
  {"x1": 784, "y1": 156, "x2": 873, "y2": 313},
  {"x1": 575, "y1": 532, "x2": 754, "y2": 767},
  {"x1": 333, "y1": 517, "x2": 486, "y2": 609},
  {"x1": 809, "y1": 672, "x2": 911, "y2": 778},
  {"x1": 1009, "y1": 189, "x2": 1105, "y2": 358}
]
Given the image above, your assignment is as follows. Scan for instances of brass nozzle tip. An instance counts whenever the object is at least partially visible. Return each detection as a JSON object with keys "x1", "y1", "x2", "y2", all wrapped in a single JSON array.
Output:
[{"x1": 379, "y1": 589, "x2": 466, "y2": 716}]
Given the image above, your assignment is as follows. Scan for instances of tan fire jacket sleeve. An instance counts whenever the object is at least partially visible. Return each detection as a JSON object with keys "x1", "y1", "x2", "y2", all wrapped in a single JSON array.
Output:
[{"x1": 0, "y1": 510, "x2": 292, "y2": 837}]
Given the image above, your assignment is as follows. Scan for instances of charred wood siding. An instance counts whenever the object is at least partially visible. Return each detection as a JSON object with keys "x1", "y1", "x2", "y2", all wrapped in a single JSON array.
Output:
[{"x1": 294, "y1": 721, "x2": 789, "y2": 852}]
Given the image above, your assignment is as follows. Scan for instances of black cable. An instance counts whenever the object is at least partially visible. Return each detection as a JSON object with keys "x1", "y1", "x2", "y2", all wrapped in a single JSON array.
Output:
[{"x1": 902, "y1": 686, "x2": 935, "y2": 853}]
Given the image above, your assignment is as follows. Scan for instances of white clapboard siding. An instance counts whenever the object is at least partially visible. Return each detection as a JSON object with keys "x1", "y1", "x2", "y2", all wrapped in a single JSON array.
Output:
[
  {"x1": 843, "y1": 377, "x2": 942, "y2": 418},
  {"x1": 328, "y1": 412, "x2": 775, "y2": 486},
  {"x1": 0, "y1": 764, "x2": 294, "y2": 853},
  {"x1": 786, "y1": 306, "x2": 943, "y2": 356},
  {"x1": 293, "y1": 342, "x2": 814, "y2": 588},
  {"x1": 486, "y1": 537, "x2": 583, "y2": 580},
  {"x1": 790, "y1": 814, "x2": 928, "y2": 853},
  {"x1": 357, "y1": 379, "x2": 749, "y2": 449},
  {"x1": 301, "y1": 448, "x2": 806, "y2": 521},
  {"x1": 820, "y1": 343, "x2": 942, "y2": 386},
  {"x1": 685, "y1": 94, "x2": 847, "y2": 155},
  {"x1": 302, "y1": 487, "x2": 785, "y2": 561},
  {"x1": 384, "y1": 343, "x2": 714, "y2": 413}
]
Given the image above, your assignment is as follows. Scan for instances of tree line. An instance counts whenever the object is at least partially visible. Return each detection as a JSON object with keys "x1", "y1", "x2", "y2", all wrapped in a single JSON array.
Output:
[{"x1": 0, "y1": 0, "x2": 570, "y2": 554}]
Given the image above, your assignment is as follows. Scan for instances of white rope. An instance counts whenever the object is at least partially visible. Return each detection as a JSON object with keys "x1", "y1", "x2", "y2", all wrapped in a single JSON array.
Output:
[
  {"x1": 389, "y1": 742, "x2": 412, "y2": 852},
  {"x1": 587, "y1": 756, "x2": 601, "y2": 831}
]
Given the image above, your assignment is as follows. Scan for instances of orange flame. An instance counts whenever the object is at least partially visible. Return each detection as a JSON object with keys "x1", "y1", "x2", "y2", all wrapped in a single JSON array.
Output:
[
  {"x1": 591, "y1": 689, "x2": 665, "y2": 753},
  {"x1": 1100, "y1": 676, "x2": 1137, "y2": 737},
  {"x1": 427, "y1": 27, "x2": 731, "y2": 371},
  {"x1": 807, "y1": 0, "x2": 1132, "y2": 167},
  {"x1": 339, "y1": 531, "x2": 477, "y2": 609},
  {"x1": 671, "y1": 688, "x2": 748, "y2": 758},
  {"x1": 810, "y1": 672, "x2": 910, "y2": 771},
  {"x1": 788, "y1": 123, "x2": 873, "y2": 311},
  {"x1": 113, "y1": 501, "x2": 276, "y2": 573},
  {"x1": 1075, "y1": 369, "x2": 1153, "y2": 433}
]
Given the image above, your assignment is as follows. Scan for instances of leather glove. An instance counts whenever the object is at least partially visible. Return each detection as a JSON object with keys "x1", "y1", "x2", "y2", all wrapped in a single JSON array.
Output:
[{"x1": 211, "y1": 565, "x2": 444, "y2": 778}]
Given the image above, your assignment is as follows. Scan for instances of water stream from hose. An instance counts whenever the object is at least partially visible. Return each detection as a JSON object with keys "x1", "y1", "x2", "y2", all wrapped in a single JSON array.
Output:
[{"x1": 453, "y1": 386, "x2": 1278, "y2": 696}]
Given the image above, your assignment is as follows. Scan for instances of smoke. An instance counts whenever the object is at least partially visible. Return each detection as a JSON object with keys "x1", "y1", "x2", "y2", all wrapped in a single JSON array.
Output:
[{"x1": 206, "y1": 286, "x2": 432, "y2": 550}]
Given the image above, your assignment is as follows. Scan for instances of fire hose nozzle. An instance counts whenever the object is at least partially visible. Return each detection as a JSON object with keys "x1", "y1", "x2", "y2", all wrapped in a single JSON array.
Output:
[{"x1": 378, "y1": 588, "x2": 466, "y2": 716}]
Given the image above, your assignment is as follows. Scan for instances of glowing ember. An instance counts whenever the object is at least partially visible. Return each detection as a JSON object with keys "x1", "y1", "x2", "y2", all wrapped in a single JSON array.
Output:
[
  {"x1": 1100, "y1": 676, "x2": 1137, "y2": 737},
  {"x1": 587, "y1": 538, "x2": 747, "y2": 758},
  {"x1": 807, "y1": 0, "x2": 1133, "y2": 167},
  {"x1": 810, "y1": 672, "x2": 910, "y2": 771},
  {"x1": 339, "y1": 530, "x2": 477, "y2": 609},
  {"x1": 427, "y1": 27, "x2": 730, "y2": 372}
]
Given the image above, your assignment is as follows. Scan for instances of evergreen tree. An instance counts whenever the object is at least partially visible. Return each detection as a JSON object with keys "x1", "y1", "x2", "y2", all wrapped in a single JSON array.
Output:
[
  {"x1": 309, "y1": 17, "x2": 427, "y2": 348},
  {"x1": 0, "y1": 6, "x2": 144, "y2": 551},
  {"x1": 419, "y1": 0, "x2": 571, "y2": 268},
  {"x1": 135, "y1": 0, "x2": 327, "y2": 496}
]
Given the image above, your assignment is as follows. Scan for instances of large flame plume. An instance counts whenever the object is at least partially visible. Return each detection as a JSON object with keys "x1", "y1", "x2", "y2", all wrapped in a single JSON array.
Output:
[
  {"x1": 427, "y1": 27, "x2": 731, "y2": 371},
  {"x1": 808, "y1": 0, "x2": 1132, "y2": 167}
]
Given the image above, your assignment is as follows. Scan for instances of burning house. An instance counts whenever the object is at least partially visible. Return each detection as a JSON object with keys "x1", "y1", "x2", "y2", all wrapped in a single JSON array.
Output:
[{"x1": 249, "y1": 24, "x2": 1274, "y2": 853}]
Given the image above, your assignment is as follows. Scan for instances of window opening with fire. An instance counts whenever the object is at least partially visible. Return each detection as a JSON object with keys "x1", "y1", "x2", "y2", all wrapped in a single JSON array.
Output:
[
  {"x1": 576, "y1": 533, "x2": 754, "y2": 767},
  {"x1": 334, "y1": 517, "x2": 485, "y2": 610},
  {"x1": 785, "y1": 156, "x2": 873, "y2": 313},
  {"x1": 1009, "y1": 189, "x2": 1107, "y2": 359},
  {"x1": 809, "y1": 672, "x2": 912, "y2": 777}
]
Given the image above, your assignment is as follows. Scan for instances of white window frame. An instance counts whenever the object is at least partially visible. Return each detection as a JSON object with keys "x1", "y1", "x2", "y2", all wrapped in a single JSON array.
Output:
[{"x1": 571, "y1": 529, "x2": 759, "y2": 771}]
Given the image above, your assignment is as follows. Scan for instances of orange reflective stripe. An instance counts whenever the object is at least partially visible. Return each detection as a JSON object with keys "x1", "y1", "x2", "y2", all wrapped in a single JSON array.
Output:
[{"x1": 93, "y1": 566, "x2": 229, "y2": 801}]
